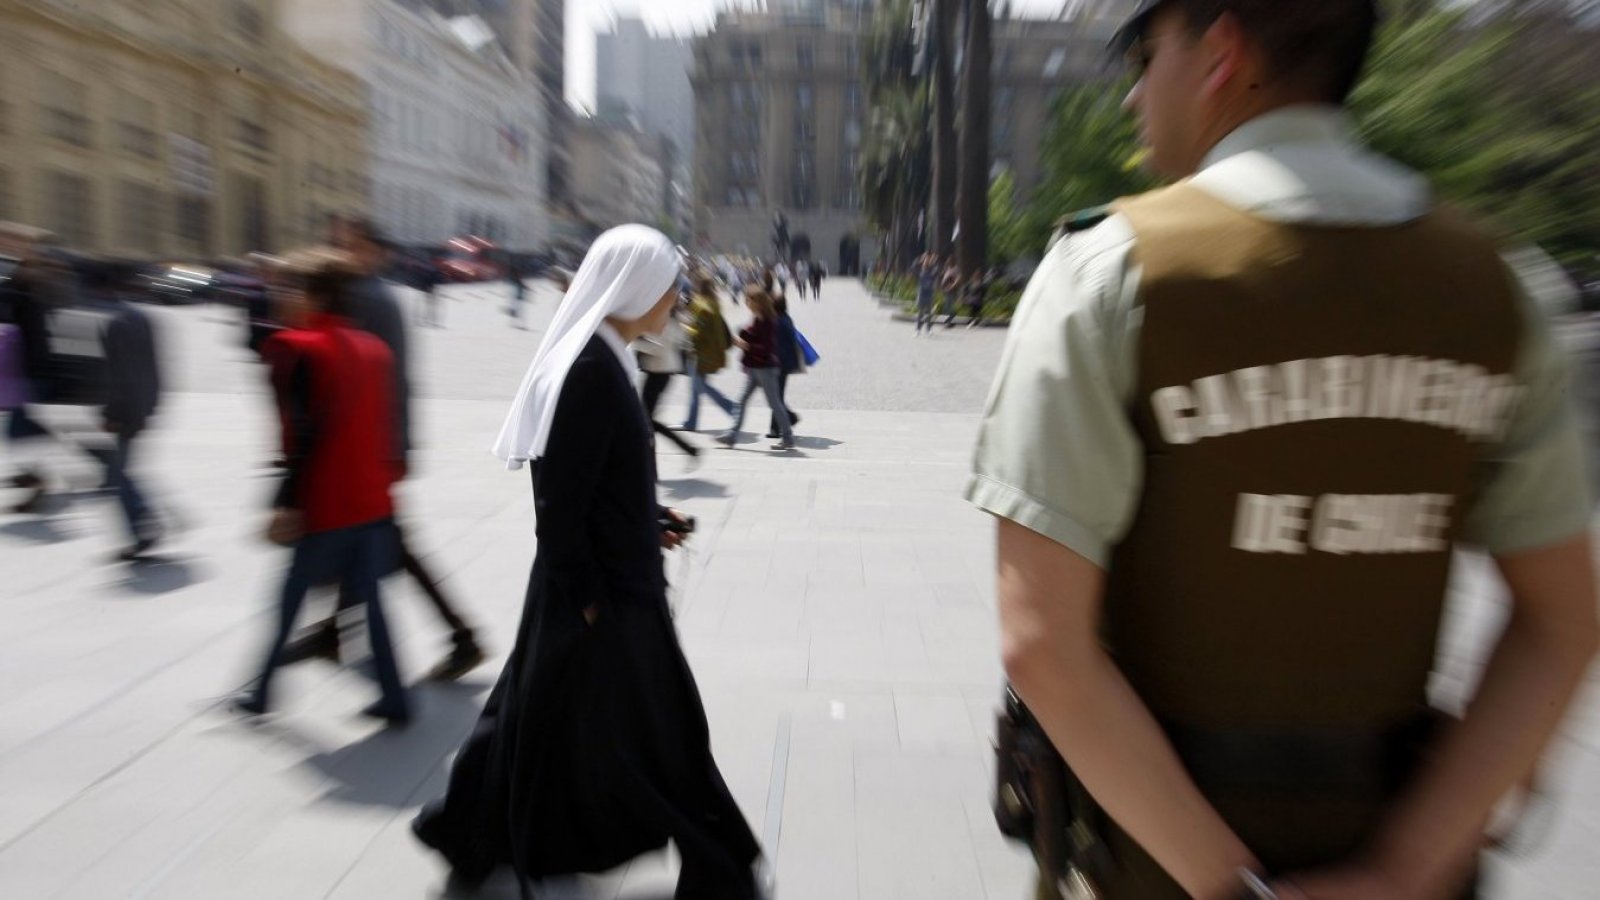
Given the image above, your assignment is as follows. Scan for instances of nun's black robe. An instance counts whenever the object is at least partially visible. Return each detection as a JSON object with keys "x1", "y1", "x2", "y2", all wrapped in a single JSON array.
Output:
[{"x1": 413, "y1": 336, "x2": 761, "y2": 897}]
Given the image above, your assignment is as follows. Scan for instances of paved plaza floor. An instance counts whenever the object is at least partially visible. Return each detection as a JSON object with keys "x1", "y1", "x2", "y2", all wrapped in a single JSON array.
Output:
[{"x1": 0, "y1": 277, "x2": 1596, "y2": 898}]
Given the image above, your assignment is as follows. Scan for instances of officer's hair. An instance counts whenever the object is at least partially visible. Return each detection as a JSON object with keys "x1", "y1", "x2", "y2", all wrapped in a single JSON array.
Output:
[{"x1": 1169, "y1": 0, "x2": 1378, "y2": 104}]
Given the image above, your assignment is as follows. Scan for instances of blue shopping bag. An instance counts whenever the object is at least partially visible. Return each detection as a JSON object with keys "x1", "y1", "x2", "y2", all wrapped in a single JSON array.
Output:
[{"x1": 796, "y1": 328, "x2": 821, "y2": 367}]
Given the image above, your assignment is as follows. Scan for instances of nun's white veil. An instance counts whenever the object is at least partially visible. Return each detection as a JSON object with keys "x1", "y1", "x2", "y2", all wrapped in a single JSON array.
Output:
[{"x1": 492, "y1": 225, "x2": 682, "y2": 468}]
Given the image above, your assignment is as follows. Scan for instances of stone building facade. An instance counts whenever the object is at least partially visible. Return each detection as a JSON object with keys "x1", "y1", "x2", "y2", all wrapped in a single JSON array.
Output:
[{"x1": 0, "y1": 0, "x2": 368, "y2": 259}]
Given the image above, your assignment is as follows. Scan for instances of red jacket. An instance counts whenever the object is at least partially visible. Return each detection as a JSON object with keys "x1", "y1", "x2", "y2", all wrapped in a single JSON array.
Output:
[{"x1": 262, "y1": 315, "x2": 398, "y2": 533}]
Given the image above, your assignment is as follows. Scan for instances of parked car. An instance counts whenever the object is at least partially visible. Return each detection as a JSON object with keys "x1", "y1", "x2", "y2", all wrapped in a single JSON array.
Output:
[
  {"x1": 136, "y1": 263, "x2": 217, "y2": 305},
  {"x1": 439, "y1": 236, "x2": 504, "y2": 283}
]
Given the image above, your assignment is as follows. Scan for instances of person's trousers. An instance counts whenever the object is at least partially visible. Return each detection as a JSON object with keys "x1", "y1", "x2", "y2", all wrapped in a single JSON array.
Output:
[
  {"x1": 642, "y1": 372, "x2": 698, "y2": 456},
  {"x1": 768, "y1": 371, "x2": 798, "y2": 435},
  {"x1": 683, "y1": 366, "x2": 736, "y2": 430},
  {"x1": 107, "y1": 432, "x2": 154, "y2": 541},
  {"x1": 915, "y1": 300, "x2": 935, "y2": 334},
  {"x1": 250, "y1": 520, "x2": 408, "y2": 715},
  {"x1": 730, "y1": 367, "x2": 793, "y2": 445}
]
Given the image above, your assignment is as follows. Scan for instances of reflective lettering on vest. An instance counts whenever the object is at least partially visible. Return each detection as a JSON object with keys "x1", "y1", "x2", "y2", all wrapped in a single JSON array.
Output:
[
  {"x1": 1150, "y1": 355, "x2": 1521, "y2": 445},
  {"x1": 1233, "y1": 492, "x2": 1454, "y2": 555}
]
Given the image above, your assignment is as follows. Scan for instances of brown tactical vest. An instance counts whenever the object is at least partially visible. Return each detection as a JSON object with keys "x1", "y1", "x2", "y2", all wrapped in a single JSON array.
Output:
[{"x1": 1093, "y1": 183, "x2": 1522, "y2": 891}]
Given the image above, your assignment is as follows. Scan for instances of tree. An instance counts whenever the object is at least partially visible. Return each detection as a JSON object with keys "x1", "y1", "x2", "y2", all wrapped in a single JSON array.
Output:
[
  {"x1": 1352, "y1": 2, "x2": 1600, "y2": 269},
  {"x1": 929, "y1": 0, "x2": 958, "y2": 257},
  {"x1": 862, "y1": 0, "x2": 930, "y2": 271},
  {"x1": 956, "y1": 0, "x2": 992, "y2": 276}
]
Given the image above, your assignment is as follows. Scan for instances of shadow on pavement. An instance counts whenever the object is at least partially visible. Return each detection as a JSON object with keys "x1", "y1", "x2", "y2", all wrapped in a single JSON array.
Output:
[
  {"x1": 0, "y1": 516, "x2": 76, "y2": 543},
  {"x1": 119, "y1": 555, "x2": 202, "y2": 595},
  {"x1": 659, "y1": 477, "x2": 730, "y2": 501},
  {"x1": 299, "y1": 679, "x2": 492, "y2": 810},
  {"x1": 793, "y1": 436, "x2": 842, "y2": 451}
]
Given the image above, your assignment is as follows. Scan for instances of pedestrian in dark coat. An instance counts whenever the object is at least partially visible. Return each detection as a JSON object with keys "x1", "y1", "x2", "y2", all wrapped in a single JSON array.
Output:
[{"x1": 93, "y1": 262, "x2": 164, "y2": 558}]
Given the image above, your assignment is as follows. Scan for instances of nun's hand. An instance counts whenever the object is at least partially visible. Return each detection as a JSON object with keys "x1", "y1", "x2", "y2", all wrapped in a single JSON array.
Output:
[{"x1": 661, "y1": 508, "x2": 690, "y2": 550}]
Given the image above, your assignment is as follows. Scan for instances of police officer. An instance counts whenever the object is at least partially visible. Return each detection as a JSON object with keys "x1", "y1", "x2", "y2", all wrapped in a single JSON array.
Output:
[{"x1": 968, "y1": 2, "x2": 1599, "y2": 898}]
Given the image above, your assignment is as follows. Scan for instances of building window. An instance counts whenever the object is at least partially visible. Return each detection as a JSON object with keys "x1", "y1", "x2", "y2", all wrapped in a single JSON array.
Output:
[
  {"x1": 236, "y1": 117, "x2": 271, "y2": 153},
  {"x1": 731, "y1": 82, "x2": 762, "y2": 114},
  {"x1": 796, "y1": 84, "x2": 814, "y2": 113},
  {"x1": 1044, "y1": 48, "x2": 1068, "y2": 79},
  {"x1": 43, "y1": 171, "x2": 93, "y2": 247},
  {"x1": 118, "y1": 93, "x2": 159, "y2": 161},
  {"x1": 796, "y1": 43, "x2": 814, "y2": 73},
  {"x1": 119, "y1": 181, "x2": 161, "y2": 252},
  {"x1": 233, "y1": 1, "x2": 265, "y2": 41},
  {"x1": 176, "y1": 196, "x2": 209, "y2": 248},
  {"x1": 40, "y1": 73, "x2": 92, "y2": 148}
]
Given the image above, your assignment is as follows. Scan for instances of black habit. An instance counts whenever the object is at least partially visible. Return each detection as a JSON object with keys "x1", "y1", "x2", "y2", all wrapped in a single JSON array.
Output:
[{"x1": 413, "y1": 336, "x2": 761, "y2": 898}]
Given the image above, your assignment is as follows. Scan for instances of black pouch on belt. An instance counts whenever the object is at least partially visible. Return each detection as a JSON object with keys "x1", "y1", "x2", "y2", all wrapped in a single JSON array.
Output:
[{"x1": 994, "y1": 685, "x2": 1115, "y2": 896}]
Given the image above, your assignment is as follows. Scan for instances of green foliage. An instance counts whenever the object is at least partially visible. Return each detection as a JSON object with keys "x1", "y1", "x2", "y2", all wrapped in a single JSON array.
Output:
[
  {"x1": 987, "y1": 169, "x2": 1028, "y2": 265},
  {"x1": 1021, "y1": 82, "x2": 1155, "y2": 259},
  {"x1": 1350, "y1": 6, "x2": 1600, "y2": 269}
]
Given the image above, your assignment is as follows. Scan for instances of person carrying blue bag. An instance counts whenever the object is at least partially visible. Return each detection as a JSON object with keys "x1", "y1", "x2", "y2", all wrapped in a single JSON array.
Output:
[{"x1": 768, "y1": 296, "x2": 815, "y2": 440}]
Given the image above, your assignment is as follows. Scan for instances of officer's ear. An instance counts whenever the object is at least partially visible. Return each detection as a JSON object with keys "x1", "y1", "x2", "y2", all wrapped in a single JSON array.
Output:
[{"x1": 1198, "y1": 11, "x2": 1252, "y2": 98}]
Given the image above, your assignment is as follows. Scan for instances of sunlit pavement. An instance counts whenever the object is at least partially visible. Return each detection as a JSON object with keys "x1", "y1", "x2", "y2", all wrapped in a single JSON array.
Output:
[{"x1": 0, "y1": 278, "x2": 1594, "y2": 898}]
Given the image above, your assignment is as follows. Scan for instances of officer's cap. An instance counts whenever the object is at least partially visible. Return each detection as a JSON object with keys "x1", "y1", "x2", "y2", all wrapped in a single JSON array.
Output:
[{"x1": 1109, "y1": 0, "x2": 1168, "y2": 58}]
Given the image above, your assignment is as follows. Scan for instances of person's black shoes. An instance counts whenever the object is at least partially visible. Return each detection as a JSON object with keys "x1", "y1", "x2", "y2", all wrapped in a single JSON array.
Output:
[
  {"x1": 360, "y1": 699, "x2": 412, "y2": 727},
  {"x1": 117, "y1": 531, "x2": 163, "y2": 562},
  {"x1": 426, "y1": 636, "x2": 486, "y2": 682},
  {"x1": 226, "y1": 693, "x2": 268, "y2": 718},
  {"x1": 281, "y1": 625, "x2": 341, "y2": 665}
]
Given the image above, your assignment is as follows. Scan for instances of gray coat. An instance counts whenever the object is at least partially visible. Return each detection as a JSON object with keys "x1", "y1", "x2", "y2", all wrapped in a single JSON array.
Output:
[
  {"x1": 349, "y1": 275, "x2": 411, "y2": 462},
  {"x1": 103, "y1": 301, "x2": 161, "y2": 434}
]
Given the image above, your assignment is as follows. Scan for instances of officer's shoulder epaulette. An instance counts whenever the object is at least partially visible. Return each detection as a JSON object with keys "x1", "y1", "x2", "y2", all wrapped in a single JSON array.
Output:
[{"x1": 1052, "y1": 204, "x2": 1113, "y2": 237}]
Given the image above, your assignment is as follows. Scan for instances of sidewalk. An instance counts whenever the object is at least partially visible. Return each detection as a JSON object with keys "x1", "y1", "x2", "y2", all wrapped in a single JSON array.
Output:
[{"x1": 0, "y1": 278, "x2": 1593, "y2": 898}]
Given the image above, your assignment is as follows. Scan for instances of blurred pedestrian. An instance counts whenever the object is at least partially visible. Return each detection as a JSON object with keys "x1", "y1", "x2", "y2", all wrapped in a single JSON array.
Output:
[
  {"x1": 636, "y1": 298, "x2": 699, "y2": 460},
  {"x1": 974, "y1": 2, "x2": 1600, "y2": 898},
  {"x1": 719, "y1": 287, "x2": 794, "y2": 451},
  {"x1": 413, "y1": 225, "x2": 765, "y2": 898},
  {"x1": 809, "y1": 260, "x2": 824, "y2": 300},
  {"x1": 963, "y1": 270, "x2": 989, "y2": 328},
  {"x1": 273, "y1": 218, "x2": 486, "y2": 682},
  {"x1": 794, "y1": 260, "x2": 810, "y2": 300},
  {"x1": 774, "y1": 260, "x2": 791, "y2": 298},
  {"x1": 418, "y1": 257, "x2": 444, "y2": 328},
  {"x1": 913, "y1": 253, "x2": 939, "y2": 336},
  {"x1": 243, "y1": 253, "x2": 283, "y2": 357},
  {"x1": 680, "y1": 274, "x2": 738, "y2": 431},
  {"x1": 232, "y1": 248, "x2": 409, "y2": 724},
  {"x1": 941, "y1": 262, "x2": 962, "y2": 327},
  {"x1": 768, "y1": 296, "x2": 803, "y2": 439},
  {"x1": 91, "y1": 262, "x2": 164, "y2": 560},
  {"x1": 507, "y1": 257, "x2": 527, "y2": 329},
  {"x1": 0, "y1": 223, "x2": 60, "y2": 512}
]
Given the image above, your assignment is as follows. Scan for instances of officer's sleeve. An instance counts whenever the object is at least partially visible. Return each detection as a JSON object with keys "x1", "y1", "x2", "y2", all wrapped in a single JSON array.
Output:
[
  {"x1": 965, "y1": 218, "x2": 1143, "y2": 568},
  {"x1": 1459, "y1": 267, "x2": 1594, "y2": 555}
]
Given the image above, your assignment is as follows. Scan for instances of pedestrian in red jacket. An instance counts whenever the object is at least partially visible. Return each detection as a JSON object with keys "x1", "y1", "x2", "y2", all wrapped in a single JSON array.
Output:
[{"x1": 232, "y1": 248, "x2": 410, "y2": 725}]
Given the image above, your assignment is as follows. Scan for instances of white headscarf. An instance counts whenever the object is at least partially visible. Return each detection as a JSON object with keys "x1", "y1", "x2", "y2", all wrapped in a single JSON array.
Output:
[{"x1": 492, "y1": 225, "x2": 682, "y2": 468}]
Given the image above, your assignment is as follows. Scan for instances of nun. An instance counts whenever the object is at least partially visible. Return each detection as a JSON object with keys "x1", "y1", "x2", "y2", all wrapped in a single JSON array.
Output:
[{"x1": 411, "y1": 226, "x2": 766, "y2": 899}]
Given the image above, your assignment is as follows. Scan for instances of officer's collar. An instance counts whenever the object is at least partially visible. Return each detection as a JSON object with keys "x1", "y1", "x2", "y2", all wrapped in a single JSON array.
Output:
[{"x1": 1200, "y1": 104, "x2": 1355, "y2": 171}]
